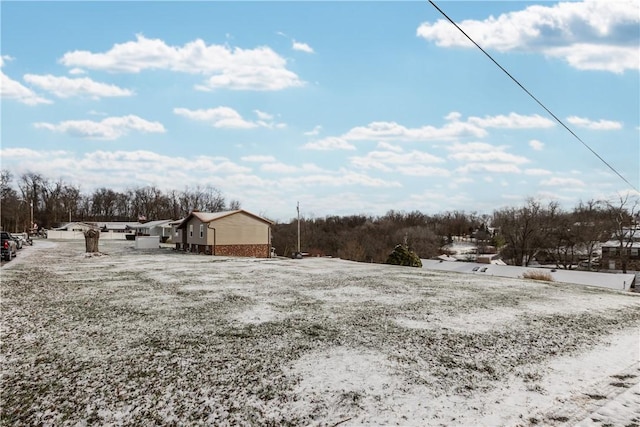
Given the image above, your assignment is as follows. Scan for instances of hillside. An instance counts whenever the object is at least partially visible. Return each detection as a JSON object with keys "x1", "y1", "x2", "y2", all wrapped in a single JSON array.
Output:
[{"x1": 2, "y1": 240, "x2": 639, "y2": 426}]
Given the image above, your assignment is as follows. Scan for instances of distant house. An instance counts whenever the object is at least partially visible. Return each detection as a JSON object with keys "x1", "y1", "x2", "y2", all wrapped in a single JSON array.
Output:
[
  {"x1": 53, "y1": 221, "x2": 98, "y2": 233},
  {"x1": 126, "y1": 219, "x2": 174, "y2": 242},
  {"x1": 48, "y1": 221, "x2": 138, "y2": 240},
  {"x1": 175, "y1": 210, "x2": 274, "y2": 258},
  {"x1": 94, "y1": 222, "x2": 140, "y2": 234},
  {"x1": 601, "y1": 241, "x2": 640, "y2": 271},
  {"x1": 600, "y1": 226, "x2": 640, "y2": 271}
]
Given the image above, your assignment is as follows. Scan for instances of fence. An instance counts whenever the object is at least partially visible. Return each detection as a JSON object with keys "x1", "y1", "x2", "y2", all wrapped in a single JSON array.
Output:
[{"x1": 46, "y1": 230, "x2": 133, "y2": 240}]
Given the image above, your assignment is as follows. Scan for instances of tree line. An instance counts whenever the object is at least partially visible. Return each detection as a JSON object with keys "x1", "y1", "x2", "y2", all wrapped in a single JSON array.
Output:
[
  {"x1": 0, "y1": 170, "x2": 239, "y2": 231},
  {"x1": 273, "y1": 197, "x2": 639, "y2": 272},
  {"x1": 2, "y1": 169, "x2": 638, "y2": 271}
]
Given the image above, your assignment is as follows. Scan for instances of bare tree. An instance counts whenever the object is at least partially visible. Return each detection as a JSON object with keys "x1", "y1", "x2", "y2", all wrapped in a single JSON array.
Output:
[
  {"x1": 572, "y1": 200, "x2": 612, "y2": 270},
  {"x1": 606, "y1": 194, "x2": 640, "y2": 273},
  {"x1": 1, "y1": 170, "x2": 21, "y2": 231},
  {"x1": 493, "y1": 199, "x2": 559, "y2": 266}
]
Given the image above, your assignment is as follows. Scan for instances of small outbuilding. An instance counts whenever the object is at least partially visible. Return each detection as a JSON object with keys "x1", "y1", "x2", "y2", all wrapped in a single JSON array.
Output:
[
  {"x1": 175, "y1": 210, "x2": 273, "y2": 258},
  {"x1": 126, "y1": 219, "x2": 174, "y2": 242}
]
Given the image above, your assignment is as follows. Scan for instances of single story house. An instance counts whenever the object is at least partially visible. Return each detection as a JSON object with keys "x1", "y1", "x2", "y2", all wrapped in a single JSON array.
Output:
[
  {"x1": 175, "y1": 210, "x2": 273, "y2": 258},
  {"x1": 126, "y1": 219, "x2": 174, "y2": 242},
  {"x1": 52, "y1": 221, "x2": 98, "y2": 233},
  {"x1": 48, "y1": 221, "x2": 138, "y2": 240},
  {"x1": 600, "y1": 240, "x2": 640, "y2": 271}
]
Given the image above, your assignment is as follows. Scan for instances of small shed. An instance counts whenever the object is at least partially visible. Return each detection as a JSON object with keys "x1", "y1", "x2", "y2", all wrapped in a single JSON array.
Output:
[{"x1": 175, "y1": 210, "x2": 273, "y2": 258}]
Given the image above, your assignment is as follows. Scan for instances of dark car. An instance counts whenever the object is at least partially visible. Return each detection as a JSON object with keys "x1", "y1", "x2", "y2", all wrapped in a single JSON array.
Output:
[{"x1": 1, "y1": 232, "x2": 17, "y2": 261}]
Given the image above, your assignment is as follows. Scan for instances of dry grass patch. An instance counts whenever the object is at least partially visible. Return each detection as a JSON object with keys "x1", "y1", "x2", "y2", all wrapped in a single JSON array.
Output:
[{"x1": 522, "y1": 270, "x2": 554, "y2": 282}]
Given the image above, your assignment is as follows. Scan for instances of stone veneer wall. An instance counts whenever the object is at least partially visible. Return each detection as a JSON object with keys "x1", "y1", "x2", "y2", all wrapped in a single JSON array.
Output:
[
  {"x1": 215, "y1": 244, "x2": 270, "y2": 258},
  {"x1": 175, "y1": 243, "x2": 269, "y2": 258}
]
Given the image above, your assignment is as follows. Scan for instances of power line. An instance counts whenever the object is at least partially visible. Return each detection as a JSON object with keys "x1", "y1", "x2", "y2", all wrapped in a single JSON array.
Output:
[{"x1": 428, "y1": 0, "x2": 639, "y2": 193}]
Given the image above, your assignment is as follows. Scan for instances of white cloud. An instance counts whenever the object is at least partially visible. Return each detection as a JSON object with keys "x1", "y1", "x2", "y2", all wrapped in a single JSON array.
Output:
[
  {"x1": 376, "y1": 142, "x2": 404, "y2": 153},
  {"x1": 174, "y1": 107, "x2": 285, "y2": 129},
  {"x1": 303, "y1": 137, "x2": 356, "y2": 151},
  {"x1": 545, "y1": 44, "x2": 638, "y2": 74},
  {"x1": 280, "y1": 170, "x2": 401, "y2": 188},
  {"x1": 566, "y1": 115, "x2": 623, "y2": 130},
  {"x1": 303, "y1": 125, "x2": 322, "y2": 136},
  {"x1": 0, "y1": 147, "x2": 68, "y2": 159},
  {"x1": 525, "y1": 168, "x2": 553, "y2": 176},
  {"x1": 540, "y1": 177, "x2": 587, "y2": 187},
  {"x1": 417, "y1": 0, "x2": 640, "y2": 73},
  {"x1": 260, "y1": 162, "x2": 300, "y2": 174},
  {"x1": 447, "y1": 142, "x2": 530, "y2": 165},
  {"x1": 444, "y1": 111, "x2": 462, "y2": 121},
  {"x1": 174, "y1": 107, "x2": 257, "y2": 129},
  {"x1": 456, "y1": 163, "x2": 522, "y2": 174},
  {"x1": 59, "y1": 34, "x2": 305, "y2": 91},
  {"x1": 341, "y1": 119, "x2": 487, "y2": 142},
  {"x1": 254, "y1": 110, "x2": 274, "y2": 121},
  {"x1": 292, "y1": 41, "x2": 314, "y2": 53},
  {"x1": 0, "y1": 149, "x2": 253, "y2": 195},
  {"x1": 34, "y1": 115, "x2": 166, "y2": 140},
  {"x1": 351, "y1": 149, "x2": 445, "y2": 172},
  {"x1": 0, "y1": 58, "x2": 52, "y2": 105},
  {"x1": 241, "y1": 155, "x2": 277, "y2": 163},
  {"x1": 23, "y1": 74, "x2": 133, "y2": 99},
  {"x1": 68, "y1": 68, "x2": 86, "y2": 75},
  {"x1": 303, "y1": 111, "x2": 555, "y2": 151},
  {"x1": 529, "y1": 139, "x2": 545, "y2": 151},
  {"x1": 468, "y1": 113, "x2": 554, "y2": 129},
  {"x1": 400, "y1": 165, "x2": 451, "y2": 177}
]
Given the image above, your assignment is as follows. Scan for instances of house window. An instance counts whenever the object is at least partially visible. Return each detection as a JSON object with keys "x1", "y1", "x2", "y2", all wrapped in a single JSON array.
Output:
[
  {"x1": 200, "y1": 224, "x2": 204, "y2": 238},
  {"x1": 631, "y1": 248, "x2": 638, "y2": 257},
  {"x1": 609, "y1": 247, "x2": 617, "y2": 256},
  {"x1": 189, "y1": 224, "x2": 193, "y2": 237}
]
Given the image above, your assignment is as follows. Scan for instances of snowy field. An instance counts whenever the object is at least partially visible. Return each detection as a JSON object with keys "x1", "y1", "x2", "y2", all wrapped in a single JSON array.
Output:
[{"x1": 1, "y1": 240, "x2": 639, "y2": 426}]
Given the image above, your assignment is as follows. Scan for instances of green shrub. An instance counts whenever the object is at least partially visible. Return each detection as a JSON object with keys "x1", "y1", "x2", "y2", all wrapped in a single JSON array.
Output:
[{"x1": 386, "y1": 244, "x2": 422, "y2": 268}]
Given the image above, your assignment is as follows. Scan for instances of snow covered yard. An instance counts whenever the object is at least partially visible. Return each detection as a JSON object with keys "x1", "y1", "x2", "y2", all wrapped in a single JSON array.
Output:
[{"x1": 1, "y1": 240, "x2": 639, "y2": 426}]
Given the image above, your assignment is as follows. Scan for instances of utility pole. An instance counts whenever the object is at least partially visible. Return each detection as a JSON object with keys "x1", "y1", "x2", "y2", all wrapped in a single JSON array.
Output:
[{"x1": 297, "y1": 201, "x2": 301, "y2": 256}]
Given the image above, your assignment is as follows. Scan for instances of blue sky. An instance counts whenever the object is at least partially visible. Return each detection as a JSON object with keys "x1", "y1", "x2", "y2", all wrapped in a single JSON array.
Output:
[{"x1": 1, "y1": 1, "x2": 638, "y2": 222}]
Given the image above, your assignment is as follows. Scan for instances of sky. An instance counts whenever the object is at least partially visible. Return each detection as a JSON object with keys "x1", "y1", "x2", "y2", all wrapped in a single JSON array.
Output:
[{"x1": 1, "y1": 0, "x2": 639, "y2": 222}]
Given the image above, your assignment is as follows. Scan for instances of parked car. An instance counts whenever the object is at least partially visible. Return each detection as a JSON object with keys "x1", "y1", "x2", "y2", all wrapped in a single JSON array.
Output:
[
  {"x1": 1, "y1": 231, "x2": 17, "y2": 261},
  {"x1": 10, "y1": 234, "x2": 23, "y2": 249}
]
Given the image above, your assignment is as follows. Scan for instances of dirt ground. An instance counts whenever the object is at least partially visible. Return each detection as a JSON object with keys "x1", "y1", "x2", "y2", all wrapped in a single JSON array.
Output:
[{"x1": 1, "y1": 239, "x2": 639, "y2": 426}]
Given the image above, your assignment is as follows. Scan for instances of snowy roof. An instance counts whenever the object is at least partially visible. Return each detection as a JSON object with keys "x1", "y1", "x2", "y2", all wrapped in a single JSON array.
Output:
[
  {"x1": 602, "y1": 240, "x2": 640, "y2": 248},
  {"x1": 176, "y1": 210, "x2": 274, "y2": 228},
  {"x1": 94, "y1": 222, "x2": 141, "y2": 231},
  {"x1": 126, "y1": 219, "x2": 174, "y2": 230},
  {"x1": 53, "y1": 221, "x2": 99, "y2": 231}
]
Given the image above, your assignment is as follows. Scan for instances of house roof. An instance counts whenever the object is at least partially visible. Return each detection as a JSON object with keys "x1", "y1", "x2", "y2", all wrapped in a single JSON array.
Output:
[
  {"x1": 95, "y1": 222, "x2": 141, "y2": 230},
  {"x1": 53, "y1": 221, "x2": 100, "y2": 231},
  {"x1": 602, "y1": 240, "x2": 640, "y2": 248},
  {"x1": 176, "y1": 209, "x2": 273, "y2": 229},
  {"x1": 126, "y1": 219, "x2": 174, "y2": 230}
]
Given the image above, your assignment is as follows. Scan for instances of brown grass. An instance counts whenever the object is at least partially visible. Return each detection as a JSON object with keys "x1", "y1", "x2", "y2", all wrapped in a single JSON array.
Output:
[{"x1": 522, "y1": 270, "x2": 554, "y2": 282}]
